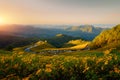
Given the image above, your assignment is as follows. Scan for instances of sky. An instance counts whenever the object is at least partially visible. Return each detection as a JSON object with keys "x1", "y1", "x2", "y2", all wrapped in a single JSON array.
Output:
[{"x1": 0, "y1": 0, "x2": 120, "y2": 25}]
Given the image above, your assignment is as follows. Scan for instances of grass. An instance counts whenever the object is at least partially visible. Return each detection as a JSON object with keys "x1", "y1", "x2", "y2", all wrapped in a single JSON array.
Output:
[
  {"x1": 0, "y1": 50, "x2": 120, "y2": 80},
  {"x1": 59, "y1": 50, "x2": 104, "y2": 57}
]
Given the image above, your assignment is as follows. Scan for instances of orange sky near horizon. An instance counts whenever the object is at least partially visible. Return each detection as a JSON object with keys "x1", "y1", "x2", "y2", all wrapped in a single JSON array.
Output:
[{"x1": 0, "y1": 0, "x2": 120, "y2": 25}]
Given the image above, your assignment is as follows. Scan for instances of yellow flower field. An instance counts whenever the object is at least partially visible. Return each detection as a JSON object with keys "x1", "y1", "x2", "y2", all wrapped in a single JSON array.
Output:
[{"x1": 0, "y1": 50, "x2": 120, "y2": 80}]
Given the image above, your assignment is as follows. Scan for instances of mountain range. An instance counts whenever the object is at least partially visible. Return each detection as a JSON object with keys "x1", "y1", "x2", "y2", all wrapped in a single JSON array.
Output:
[
  {"x1": 0, "y1": 24, "x2": 107, "y2": 39},
  {"x1": 0, "y1": 24, "x2": 110, "y2": 50}
]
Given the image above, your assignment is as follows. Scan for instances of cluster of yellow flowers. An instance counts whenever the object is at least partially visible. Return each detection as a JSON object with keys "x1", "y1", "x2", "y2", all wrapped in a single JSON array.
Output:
[{"x1": 45, "y1": 64, "x2": 52, "y2": 72}]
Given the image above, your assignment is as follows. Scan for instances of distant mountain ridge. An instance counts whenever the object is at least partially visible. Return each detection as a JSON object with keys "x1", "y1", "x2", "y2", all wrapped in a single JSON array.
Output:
[
  {"x1": 64, "y1": 25, "x2": 104, "y2": 33},
  {"x1": 0, "y1": 24, "x2": 110, "y2": 50},
  {"x1": 63, "y1": 25, "x2": 107, "y2": 40},
  {"x1": 0, "y1": 24, "x2": 107, "y2": 40}
]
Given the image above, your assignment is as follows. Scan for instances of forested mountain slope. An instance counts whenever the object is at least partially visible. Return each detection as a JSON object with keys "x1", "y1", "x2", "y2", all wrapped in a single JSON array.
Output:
[{"x1": 91, "y1": 24, "x2": 120, "y2": 49}]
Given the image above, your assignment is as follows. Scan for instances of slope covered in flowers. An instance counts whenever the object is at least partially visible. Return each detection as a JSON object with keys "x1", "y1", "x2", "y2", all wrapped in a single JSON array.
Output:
[{"x1": 0, "y1": 50, "x2": 120, "y2": 80}]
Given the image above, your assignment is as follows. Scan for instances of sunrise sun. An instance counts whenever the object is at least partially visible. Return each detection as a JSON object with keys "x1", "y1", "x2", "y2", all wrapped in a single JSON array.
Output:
[
  {"x1": 0, "y1": 17, "x2": 5, "y2": 24},
  {"x1": 0, "y1": 18, "x2": 3, "y2": 24}
]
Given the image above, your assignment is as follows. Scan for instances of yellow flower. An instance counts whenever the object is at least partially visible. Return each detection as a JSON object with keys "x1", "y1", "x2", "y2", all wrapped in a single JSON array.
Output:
[
  {"x1": 60, "y1": 65, "x2": 65, "y2": 70},
  {"x1": 114, "y1": 67, "x2": 120, "y2": 73},
  {"x1": 96, "y1": 58, "x2": 103, "y2": 64},
  {"x1": 46, "y1": 64, "x2": 52, "y2": 68},
  {"x1": 104, "y1": 61, "x2": 108, "y2": 65},
  {"x1": 22, "y1": 74, "x2": 32, "y2": 80},
  {"x1": 45, "y1": 68, "x2": 52, "y2": 73},
  {"x1": 83, "y1": 67, "x2": 89, "y2": 73},
  {"x1": 1, "y1": 56, "x2": 6, "y2": 63},
  {"x1": 114, "y1": 55, "x2": 118, "y2": 60},
  {"x1": 18, "y1": 51, "x2": 24, "y2": 55},
  {"x1": 36, "y1": 69, "x2": 41, "y2": 75},
  {"x1": 13, "y1": 64, "x2": 19, "y2": 69},
  {"x1": 104, "y1": 50, "x2": 110, "y2": 55}
]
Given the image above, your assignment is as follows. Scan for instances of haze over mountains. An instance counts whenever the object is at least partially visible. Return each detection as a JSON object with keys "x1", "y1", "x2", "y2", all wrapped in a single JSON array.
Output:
[
  {"x1": 0, "y1": 24, "x2": 116, "y2": 50},
  {"x1": 12, "y1": 24, "x2": 120, "y2": 54},
  {"x1": 0, "y1": 24, "x2": 110, "y2": 39}
]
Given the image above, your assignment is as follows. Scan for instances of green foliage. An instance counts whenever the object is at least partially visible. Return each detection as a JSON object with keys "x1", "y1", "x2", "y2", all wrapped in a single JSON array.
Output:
[
  {"x1": 91, "y1": 24, "x2": 120, "y2": 49},
  {"x1": 0, "y1": 50, "x2": 120, "y2": 79},
  {"x1": 0, "y1": 34, "x2": 39, "y2": 51},
  {"x1": 47, "y1": 34, "x2": 78, "y2": 48},
  {"x1": 0, "y1": 50, "x2": 12, "y2": 55}
]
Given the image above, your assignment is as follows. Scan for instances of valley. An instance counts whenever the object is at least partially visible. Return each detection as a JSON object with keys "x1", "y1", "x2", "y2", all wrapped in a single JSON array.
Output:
[
  {"x1": 0, "y1": 24, "x2": 120, "y2": 79},
  {"x1": 0, "y1": 24, "x2": 107, "y2": 50},
  {"x1": 0, "y1": 0, "x2": 120, "y2": 79}
]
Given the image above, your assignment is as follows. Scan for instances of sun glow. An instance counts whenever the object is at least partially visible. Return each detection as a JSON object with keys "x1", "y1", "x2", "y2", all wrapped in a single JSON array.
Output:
[{"x1": 0, "y1": 17, "x2": 5, "y2": 25}]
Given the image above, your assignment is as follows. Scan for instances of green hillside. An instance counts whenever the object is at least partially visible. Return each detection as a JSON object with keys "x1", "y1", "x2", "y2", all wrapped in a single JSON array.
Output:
[
  {"x1": 47, "y1": 34, "x2": 79, "y2": 48},
  {"x1": 91, "y1": 24, "x2": 120, "y2": 49},
  {"x1": 30, "y1": 41, "x2": 55, "y2": 52}
]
